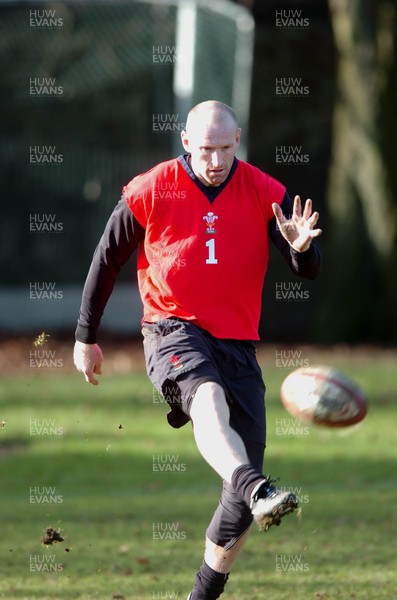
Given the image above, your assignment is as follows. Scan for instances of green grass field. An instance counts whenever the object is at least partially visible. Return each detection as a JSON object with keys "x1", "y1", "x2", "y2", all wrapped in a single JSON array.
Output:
[{"x1": 0, "y1": 345, "x2": 396, "y2": 600}]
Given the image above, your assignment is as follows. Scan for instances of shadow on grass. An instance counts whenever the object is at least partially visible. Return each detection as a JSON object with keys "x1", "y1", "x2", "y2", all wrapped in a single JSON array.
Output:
[{"x1": 0, "y1": 438, "x2": 30, "y2": 456}]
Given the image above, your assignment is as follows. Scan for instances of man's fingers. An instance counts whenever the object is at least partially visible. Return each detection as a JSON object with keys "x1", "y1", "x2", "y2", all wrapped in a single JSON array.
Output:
[
  {"x1": 293, "y1": 195, "x2": 302, "y2": 219},
  {"x1": 310, "y1": 228, "x2": 322, "y2": 238},
  {"x1": 78, "y1": 363, "x2": 99, "y2": 385},
  {"x1": 85, "y1": 370, "x2": 99, "y2": 386},
  {"x1": 85, "y1": 359, "x2": 102, "y2": 384},
  {"x1": 308, "y1": 211, "x2": 319, "y2": 227},
  {"x1": 272, "y1": 202, "x2": 284, "y2": 222},
  {"x1": 303, "y1": 198, "x2": 312, "y2": 220}
]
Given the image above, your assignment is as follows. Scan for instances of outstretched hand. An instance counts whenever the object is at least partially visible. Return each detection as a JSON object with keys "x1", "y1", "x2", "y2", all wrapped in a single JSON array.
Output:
[
  {"x1": 73, "y1": 341, "x2": 104, "y2": 385},
  {"x1": 272, "y1": 195, "x2": 322, "y2": 252}
]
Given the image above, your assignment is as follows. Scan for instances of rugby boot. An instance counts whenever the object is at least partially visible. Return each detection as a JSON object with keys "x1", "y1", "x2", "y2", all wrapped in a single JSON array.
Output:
[{"x1": 250, "y1": 477, "x2": 299, "y2": 531}]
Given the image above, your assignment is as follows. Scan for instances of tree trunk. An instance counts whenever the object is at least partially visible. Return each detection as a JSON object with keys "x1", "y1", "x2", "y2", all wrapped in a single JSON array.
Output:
[
  {"x1": 321, "y1": 0, "x2": 397, "y2": 341},
  {"x1": 327, "y1": 0, "x2": 395, "y2": 258}
]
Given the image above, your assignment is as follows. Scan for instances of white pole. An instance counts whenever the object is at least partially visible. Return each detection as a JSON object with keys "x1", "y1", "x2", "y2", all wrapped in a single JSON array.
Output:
[
  {"x1": 232, "y1": 10, "x2": 255, "y2": 161},
  {"x1": 173, "y1": 0, "x2": 197, "y2": 156}
]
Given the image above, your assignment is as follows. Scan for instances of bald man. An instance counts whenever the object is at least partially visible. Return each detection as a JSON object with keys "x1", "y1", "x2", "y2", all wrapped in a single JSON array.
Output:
[{"x1": 74, "y1": 100, "x2": 322, "y2": 599}]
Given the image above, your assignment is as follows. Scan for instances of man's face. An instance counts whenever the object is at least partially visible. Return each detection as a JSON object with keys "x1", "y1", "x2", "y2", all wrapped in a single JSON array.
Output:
[{"x1": 181, "y1": 119, "x2": 241, "y2": 187}]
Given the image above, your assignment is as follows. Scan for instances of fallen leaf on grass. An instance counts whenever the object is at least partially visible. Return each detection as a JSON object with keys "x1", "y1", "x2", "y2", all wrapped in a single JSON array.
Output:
[{"x1": 134, "y1": 556, "x2": 150, "y2": 565}]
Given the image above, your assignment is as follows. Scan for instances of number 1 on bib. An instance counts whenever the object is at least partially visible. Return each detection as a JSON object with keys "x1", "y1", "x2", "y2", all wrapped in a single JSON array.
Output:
[{"x1": 205, "y1": 238, "x2": 218, "y2": 264}]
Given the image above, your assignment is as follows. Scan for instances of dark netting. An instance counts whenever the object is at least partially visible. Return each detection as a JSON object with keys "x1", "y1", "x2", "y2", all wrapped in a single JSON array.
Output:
[{"x1": 0, "y1": 0, "x2": 253, "y2": 286}]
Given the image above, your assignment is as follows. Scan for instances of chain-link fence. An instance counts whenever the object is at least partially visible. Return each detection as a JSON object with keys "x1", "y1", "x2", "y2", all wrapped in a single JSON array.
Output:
[{"x1": 0, "y1": 0, "x2": 254, "y2": 332}]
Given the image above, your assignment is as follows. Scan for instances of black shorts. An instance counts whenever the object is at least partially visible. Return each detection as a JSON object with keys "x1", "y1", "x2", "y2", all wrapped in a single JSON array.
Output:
[{"x1": 142, "y1": 318, "x2": 266, "y2": 446}]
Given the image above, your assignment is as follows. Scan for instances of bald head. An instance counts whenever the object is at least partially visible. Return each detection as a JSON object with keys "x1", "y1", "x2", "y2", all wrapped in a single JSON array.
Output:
[
  {"x1": 186, "y1": 101, "x2": 238, "y2": 135},
  {"x1": 181, "y1": 100, "x2": 241, "y2": 187}
]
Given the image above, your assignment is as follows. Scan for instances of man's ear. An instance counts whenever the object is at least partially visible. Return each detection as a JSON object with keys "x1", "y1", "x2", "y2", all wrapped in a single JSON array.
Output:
[
  {"x1": 181, "y1": 129, "x2": 189, "y2": 151},
  {"x1": 235, "y1": 128, "x2": 241, "y2": 148}
]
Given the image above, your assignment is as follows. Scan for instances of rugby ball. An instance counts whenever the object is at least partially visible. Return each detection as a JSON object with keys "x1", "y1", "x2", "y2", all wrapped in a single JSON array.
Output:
[{"x1": 280, "y1": 366, "x2": 367, "y2": 427}]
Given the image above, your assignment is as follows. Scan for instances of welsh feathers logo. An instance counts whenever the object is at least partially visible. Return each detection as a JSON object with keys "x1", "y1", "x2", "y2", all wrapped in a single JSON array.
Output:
[
  {"x1": 203, "y1": 211, "x2": 218, "y2": 234},
  {"x1": 170, "y1": 355, "x2": 183, "y2": 370}
]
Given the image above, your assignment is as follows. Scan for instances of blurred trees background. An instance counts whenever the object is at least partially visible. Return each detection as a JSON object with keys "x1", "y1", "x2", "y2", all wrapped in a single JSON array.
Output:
[
  {"x1": 0, "y1": 0, "x2": 396, "y2": 343},
  {"x1": 249, "y1": 0, "x2": 396, "y2": 343},
  {"x1": 325, "y1": 0, "x2": 396, "y2": 342}
]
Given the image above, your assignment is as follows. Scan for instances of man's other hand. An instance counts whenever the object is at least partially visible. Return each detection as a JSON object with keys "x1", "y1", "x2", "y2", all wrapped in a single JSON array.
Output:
[{"x1": 73, "y1": 341, "x2": 104, "y2": 385}]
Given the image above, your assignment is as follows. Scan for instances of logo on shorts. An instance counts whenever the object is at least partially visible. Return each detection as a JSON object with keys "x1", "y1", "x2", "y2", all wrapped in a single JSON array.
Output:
[
  {"x1": 170, "y1": 355, "x2": 183, "y2": 370},
  {"x1": 203, "y1": 211, "x2": 218, "y2": 234}
]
